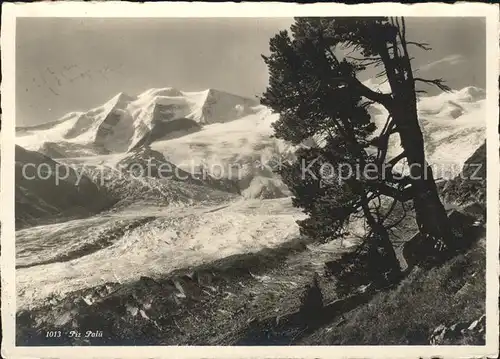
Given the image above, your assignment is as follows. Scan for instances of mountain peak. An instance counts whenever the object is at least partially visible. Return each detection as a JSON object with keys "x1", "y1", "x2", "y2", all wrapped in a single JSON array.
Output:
[
  {"x1": 138, "y1": 87, "x2": 184, "y2": 99},
  {"x1": 112, "y1": 91, "x2": 135, "y2": 103},
  {"x1": 455, "y1": 86, "x2": 486, "y2": 102}
]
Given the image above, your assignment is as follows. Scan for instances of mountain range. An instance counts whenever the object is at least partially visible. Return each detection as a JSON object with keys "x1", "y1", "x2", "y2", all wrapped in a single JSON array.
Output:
[{"x1": 16, "y1": 83, "x2": 486, "y2": 187}]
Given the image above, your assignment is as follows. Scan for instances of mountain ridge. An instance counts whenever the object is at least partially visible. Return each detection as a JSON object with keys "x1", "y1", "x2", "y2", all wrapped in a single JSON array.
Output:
[{"x1": 16, "y1": 87, "x2": 261, "y2": 154}]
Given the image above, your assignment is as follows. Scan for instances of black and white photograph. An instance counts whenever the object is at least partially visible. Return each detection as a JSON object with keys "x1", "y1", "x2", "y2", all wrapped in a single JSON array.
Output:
[{"x1": 1, "y1": 2, "x2": 499, "y2": 358}]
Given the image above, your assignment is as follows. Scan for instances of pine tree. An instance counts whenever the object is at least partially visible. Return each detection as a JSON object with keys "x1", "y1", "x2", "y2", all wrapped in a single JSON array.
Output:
[{"x1": 262, "y1": 17, "x2": 455, "y2": 268}]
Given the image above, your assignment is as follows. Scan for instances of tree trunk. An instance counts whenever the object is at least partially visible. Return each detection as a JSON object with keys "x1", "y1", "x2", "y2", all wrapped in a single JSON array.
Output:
[
  {"x1": 393, "y1": 101, "x2": 455, "y2": 255},
  {"x1": 377, "y1": 31, "x2": 456, "y2": 259},
  {"x1": 341, "y1": 135, "x2": 402, "y2": 277},
  {"x1": 360, "y1": 198, "x2": 402, "y2": 277},
  {"x1": 391, "y1": 55, "x2": 455, "y2": 253},
  {"x1": 372, "y1": 222, "x2": 402, "y2": 281}
]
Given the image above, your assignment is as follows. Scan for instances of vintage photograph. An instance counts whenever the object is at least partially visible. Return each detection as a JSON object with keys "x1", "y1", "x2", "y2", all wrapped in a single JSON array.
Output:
[{"x1": 2, "y1": 2, "x2": 498, "y2": 357}]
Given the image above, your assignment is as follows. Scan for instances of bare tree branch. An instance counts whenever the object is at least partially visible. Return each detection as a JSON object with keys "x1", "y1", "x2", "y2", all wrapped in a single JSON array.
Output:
[
  {"x1": 386, "y1": 199, "x2": 409, "y2": 229},
  {"x1": 407, "y1": 41, "x2": 432, "y2": 51},
  {"x1": 401, "y1": 17, "x2": 407, "y2": 43},
  {"x1": 365, "y1": 181, "x2": 413, "y2": 202},
  {"x1": 345, "y1": 55, "x2": 381, "y2": 62},
  {"x1": 380, "y1": 197, "x2": 399, "y2": 225},
  {"x1": 414, "y1": 77, "x2": 452, "y2": 92},
  {"x1": 387, "y1": 152, "x2": 406, "y2": 166}
]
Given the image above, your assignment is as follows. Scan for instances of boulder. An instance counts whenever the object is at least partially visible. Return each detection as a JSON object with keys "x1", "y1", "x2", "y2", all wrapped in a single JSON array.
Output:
[
  {"x1": 461, "y1": 202, "x2": 486, "y2": 223},
  {"x1": 447, "y1": 209, "x2": 477, "y2": 236},
  {"x1": 429, "y1": 314, "x2": 485, "y2": 345},
  {"x1": 401, "y1": 209, "x2": 480, "y2": 270}
]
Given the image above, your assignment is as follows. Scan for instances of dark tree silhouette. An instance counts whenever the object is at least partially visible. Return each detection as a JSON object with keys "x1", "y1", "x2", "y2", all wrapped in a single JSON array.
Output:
[{"x1": 262, "y1": 17, "x2": 455, "y2": 267}]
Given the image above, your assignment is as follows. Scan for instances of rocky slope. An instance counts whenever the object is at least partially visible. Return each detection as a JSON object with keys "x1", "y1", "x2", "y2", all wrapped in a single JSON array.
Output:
[
  {"x1": 441, "y1": 141, "x2": 487, "y2": 208},
  {"x1": 14, "y1": 145, "x2": 115, "y2": 229}
]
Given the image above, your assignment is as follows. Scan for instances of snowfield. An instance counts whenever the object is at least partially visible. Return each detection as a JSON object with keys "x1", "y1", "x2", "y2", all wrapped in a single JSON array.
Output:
[{"x1": 367, "y1": 86, "x2": 486, "y2": 178}]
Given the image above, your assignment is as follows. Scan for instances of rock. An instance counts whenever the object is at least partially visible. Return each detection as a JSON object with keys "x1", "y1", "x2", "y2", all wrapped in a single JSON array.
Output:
[
  {"x1": 462, "y1": 202, "x2": 486, "y2": 223},
  {"x1": 126, "y1": 304, "x2": 139, "y2": 317},
  {"x1": 447, "y1": 210, "x2": 477, "y2": 237},
  {"x1": 454, "y1": 282, "x2": 474, "y2": 298},
  {"x1": 402, "y1": 209, "x2": 479, "y2": 269},
  {"x1": 173, "y1": 280, "x2": 186, "y2": 298},
  {"x1": 54, "y1": 312, "x2": 72, "y2": 327},
  {"x1": 467, "y1": 314, "x2": 485, "y2": 331},
  {"x1": 15, "y1": 145, "x2": 115, "y2": 229},
  {"x1": 82, "y1": 295, "x2": 94, "y2": 306},
  {"x1": 441, "y1": 142, "x2": 487, "y2": 206},
  {"x1": 139, "y1": 309, "x2": 150, "y2": 320},
  {"x1": 429, "y1": 314, "x2": 485, "y2": 345},
  {"x1": 430, "y1": 324, "x2": 447, "y2": 345}
]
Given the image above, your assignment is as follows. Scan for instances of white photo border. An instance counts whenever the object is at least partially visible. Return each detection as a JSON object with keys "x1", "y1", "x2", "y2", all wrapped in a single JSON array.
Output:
[{"x1": 1, "y1": 2, "x2": 499, "y2": 358}]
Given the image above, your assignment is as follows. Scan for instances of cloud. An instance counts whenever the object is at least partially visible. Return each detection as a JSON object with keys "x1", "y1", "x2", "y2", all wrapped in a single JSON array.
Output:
[
  {"x1": 362, "y1": 54, "x2": 467, "y2": 95},
  {"x1": 419, "y1": 54, "x2": 465, "y2": 72}
]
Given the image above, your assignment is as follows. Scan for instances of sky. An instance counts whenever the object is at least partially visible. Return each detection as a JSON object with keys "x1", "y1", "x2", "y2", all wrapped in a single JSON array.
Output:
[{"x1": 16, "y1": 17, "x2": 486, "y2": 126}]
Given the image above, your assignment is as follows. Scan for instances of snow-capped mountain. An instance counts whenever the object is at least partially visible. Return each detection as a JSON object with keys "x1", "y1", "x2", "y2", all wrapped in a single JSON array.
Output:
[
  {"x1": 365, "y1": 85, "x2": 486, "y2": 178},
  {"x1": 16, "y1": 88, "x2": 260, "y2": 155},
  {"x1": 16, "y1": 87, "x2": 294, "y2": 199}
]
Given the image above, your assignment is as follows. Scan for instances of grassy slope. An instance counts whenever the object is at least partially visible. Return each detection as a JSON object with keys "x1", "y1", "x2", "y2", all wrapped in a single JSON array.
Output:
[{"x1": 301, "y1": 236, "x2": 486, "y2": 345}]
